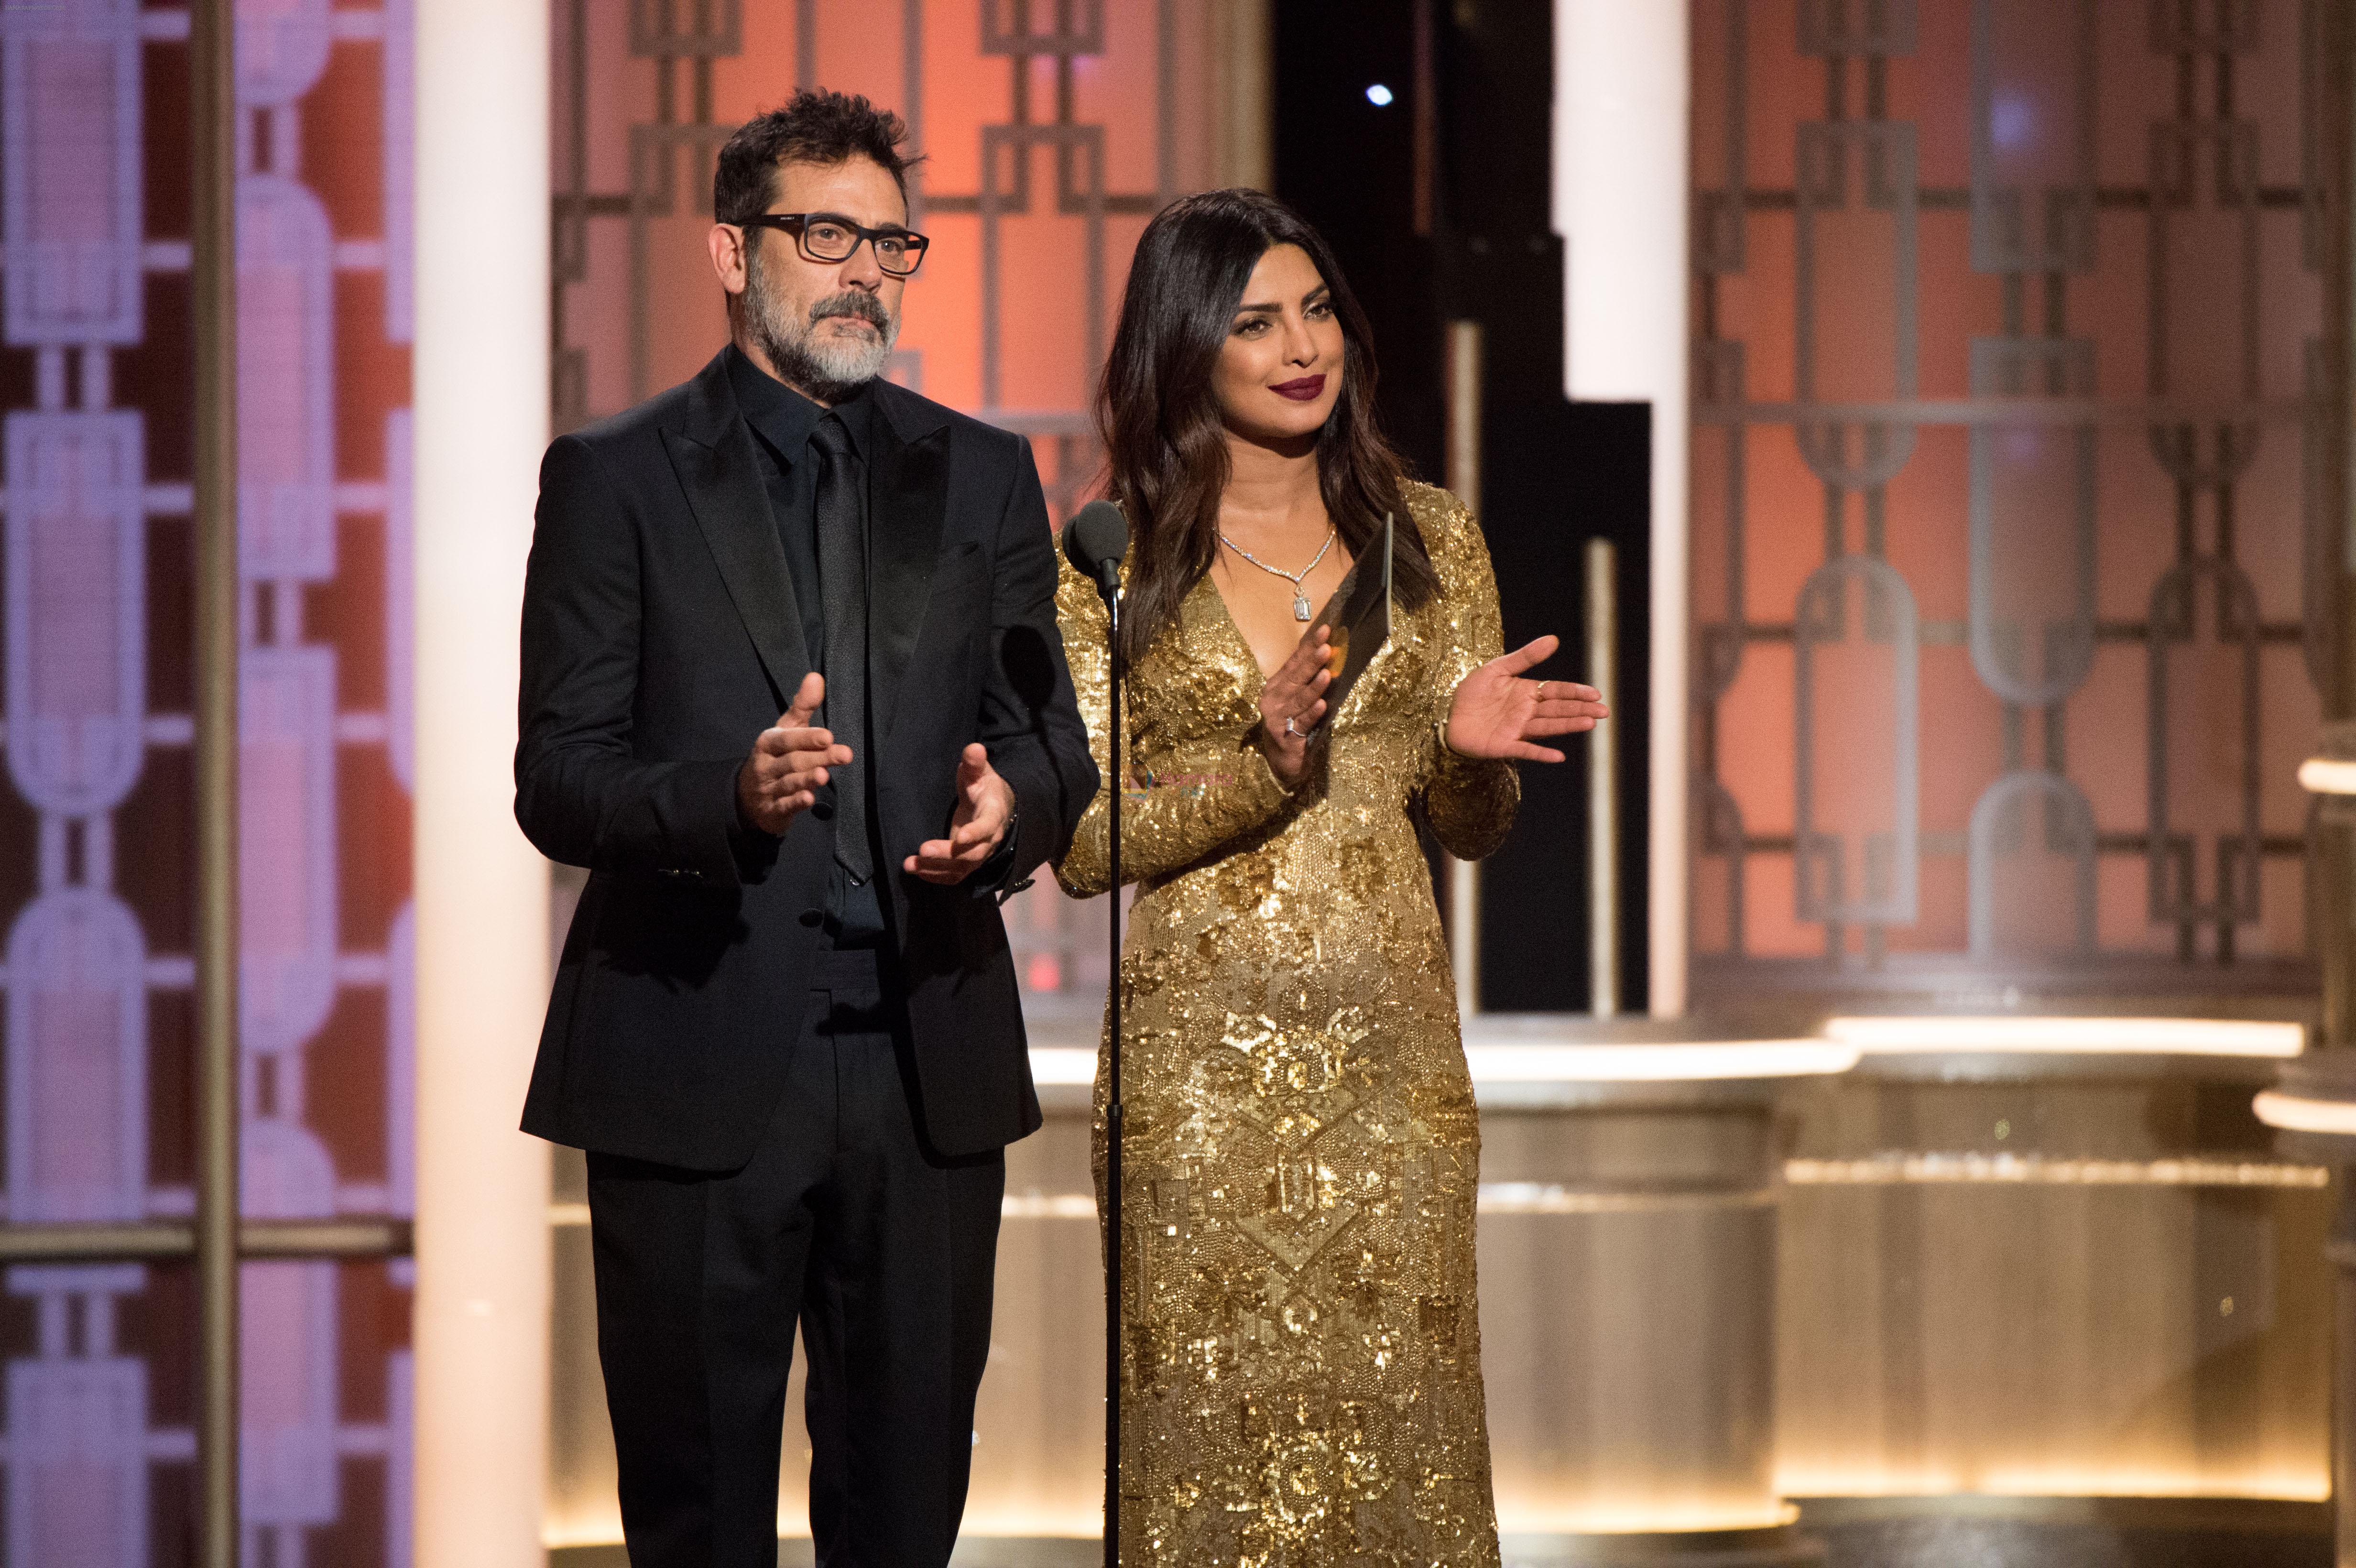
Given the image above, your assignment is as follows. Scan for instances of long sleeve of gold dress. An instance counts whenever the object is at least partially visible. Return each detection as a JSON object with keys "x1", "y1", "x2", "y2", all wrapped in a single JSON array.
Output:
[{"x1": 1055, "y1": 482, "x2": 1518, "y2": 1568}]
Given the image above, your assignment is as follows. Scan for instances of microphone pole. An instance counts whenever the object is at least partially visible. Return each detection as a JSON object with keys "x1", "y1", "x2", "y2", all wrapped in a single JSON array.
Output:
[
  {"x1": 1062, "y1": 500, "x2": 1128, "y2": 1568},
  {"x1": 1101, "y1": 577, "x2": 1123, "y2": 1568}
]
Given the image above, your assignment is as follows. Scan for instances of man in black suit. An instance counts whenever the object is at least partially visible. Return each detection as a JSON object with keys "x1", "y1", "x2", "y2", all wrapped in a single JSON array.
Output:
[{"x1": 514, "y1": 89, "x2": 1097, "y2": 1568}]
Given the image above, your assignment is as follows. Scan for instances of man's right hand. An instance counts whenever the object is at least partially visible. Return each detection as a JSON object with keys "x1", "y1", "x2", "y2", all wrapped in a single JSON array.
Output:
[{"x1": 737, "y1": 671, "x2": 852, "y2": 836}]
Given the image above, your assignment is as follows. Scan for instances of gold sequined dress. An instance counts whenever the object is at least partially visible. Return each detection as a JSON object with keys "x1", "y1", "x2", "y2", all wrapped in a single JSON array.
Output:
[{"x1": 1055, "y1": 482, "x2": 1517, "y2": 1568}]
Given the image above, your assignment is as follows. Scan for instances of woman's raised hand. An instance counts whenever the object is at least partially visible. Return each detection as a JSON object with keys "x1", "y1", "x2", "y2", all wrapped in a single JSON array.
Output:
[
  {"x1": 1256, "y1": 622, "x2": 1334, "y2": 789},
  {"x1": 1444, "y1": 634, "x2": 1609, "y2": 763}
]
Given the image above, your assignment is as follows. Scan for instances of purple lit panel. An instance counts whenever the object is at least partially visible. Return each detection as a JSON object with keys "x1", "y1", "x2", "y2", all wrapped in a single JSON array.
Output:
[
  {"x1": 237, "y1": 0, "x2": 333, "y2": 108},
  {"x1": 238, "y1": 175, "x2": 338, "y2": 583},
  {"x1": 6, "y1": 892, "x2": 147, "y2": 1225},
  {"x1": 0, "y1": 2, "x2": 142, "y2": 348},
  {"x1": 0, "y1": 2, "x2": 418, "y2": 1561},
  {"x1": 6, "y1": 414, "x2": 148, "y2": 817},
  {"x1": 239, "y1": 646, "x2": 339, "y2": 1060}
]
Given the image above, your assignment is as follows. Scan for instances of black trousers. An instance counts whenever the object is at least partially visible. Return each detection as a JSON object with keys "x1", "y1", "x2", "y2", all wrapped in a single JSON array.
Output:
[{"x1": 587, "y1": 948, "x2": 1007, "y2": 1568}]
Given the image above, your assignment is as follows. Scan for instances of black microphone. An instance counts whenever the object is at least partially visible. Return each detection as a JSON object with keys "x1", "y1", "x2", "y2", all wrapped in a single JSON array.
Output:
[{"x1": 1062, "y1": 500, "x2": 1128, "y2": 603}]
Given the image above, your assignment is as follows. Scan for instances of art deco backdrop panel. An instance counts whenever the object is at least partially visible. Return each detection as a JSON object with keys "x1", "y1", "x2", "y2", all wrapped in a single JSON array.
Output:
[
  {"x1": 1691, "y1": 0, "x2": 2324, "y2": 991},
  {"x1": 0, "y1": 1, "x2": 416, "y2": 1564},
  {"x1": 545, "y1": 1, "x2": 1214, "y2": 1546}
]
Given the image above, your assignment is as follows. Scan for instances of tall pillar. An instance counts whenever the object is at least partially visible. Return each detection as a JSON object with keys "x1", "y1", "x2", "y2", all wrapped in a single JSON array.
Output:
[
  {"x1": 2263, "y1": 9, "x2": 2356, "y2": 1566},
  {"x1": 1209, "y1": 0, "x2": 1273, "y2": 191},
  {"x1": 1553, "y1": 0, "x2": 1690, "y2": 1016},
  {"x1": 412, "y1": 1, "x2": 554, "y2": 1564}
]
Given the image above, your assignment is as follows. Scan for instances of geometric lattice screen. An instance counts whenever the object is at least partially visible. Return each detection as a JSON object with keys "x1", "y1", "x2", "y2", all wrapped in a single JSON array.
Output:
[
  {"x1": 0, "y1": 2, "x2": 414, "y2": 1563},
  {"x1": 554, "y1": 0, "x2": 1222, "y2": 1005},
  {"x1": 1691, "y1": 0, "x2": 2325, "y2": 996}
]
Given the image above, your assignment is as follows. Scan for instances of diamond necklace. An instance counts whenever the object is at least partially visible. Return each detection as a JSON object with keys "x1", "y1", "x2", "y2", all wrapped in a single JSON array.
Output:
[{"x1": 1218, "y1": 524, "x2": 1338, "y2": 621}]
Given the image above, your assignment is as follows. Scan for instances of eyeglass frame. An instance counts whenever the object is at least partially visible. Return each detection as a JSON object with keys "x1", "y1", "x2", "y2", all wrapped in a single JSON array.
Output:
[{"x1": 736, "y1": 211, "x2": 931, "y2": 277}]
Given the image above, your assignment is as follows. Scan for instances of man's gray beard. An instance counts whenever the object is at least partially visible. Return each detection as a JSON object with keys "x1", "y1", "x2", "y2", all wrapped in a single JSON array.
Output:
[{"x1": 743, "y1": 247, "x2": 898, "y2": 403}]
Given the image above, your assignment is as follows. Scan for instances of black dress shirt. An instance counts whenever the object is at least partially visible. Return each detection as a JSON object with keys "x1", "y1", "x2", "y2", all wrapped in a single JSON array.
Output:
[{"x1": 725, "y1": 345, "x2": 891, "y2": 946}]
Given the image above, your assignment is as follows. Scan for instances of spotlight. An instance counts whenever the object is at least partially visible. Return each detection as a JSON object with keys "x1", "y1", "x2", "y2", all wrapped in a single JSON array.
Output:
[{"x1": 1365, "y1": 83, "x2": 1395, "y2": 107}]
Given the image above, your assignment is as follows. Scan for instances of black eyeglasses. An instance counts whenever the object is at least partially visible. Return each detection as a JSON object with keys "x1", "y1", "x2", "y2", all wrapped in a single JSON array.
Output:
[{"x1": 739, "y1": 212, "x2": 930, "y2": 277}]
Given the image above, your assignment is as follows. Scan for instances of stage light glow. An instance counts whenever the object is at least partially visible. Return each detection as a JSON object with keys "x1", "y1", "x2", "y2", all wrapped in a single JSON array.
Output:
[
  {"x1": 1031, "y1": 1046, "x2": 1096, "y2": 1085},
  {"x1": 1772, "y1": 1468, "x2": 1963, "y2": 1498},
  {"x1": 1464, "y1": 1041, "x2": 1856, "y2": 1081},
  {"x1": 1478, "y1": 1181, "x2": 1773, "y2": 1214},
  {"x1": 1785, "y1": 1154, "x2": 2329, "y2": 1188},
  {"x1": 1000, "y1": 1191, "x2": 1097, "y2": 1220},
  {"x1": 1970, "y1": 1468, "x2": 2330, "y2": 1503},
  {"x1": 1774, "y1": 1466, "x2": 2329, "y2": 1502},
  {"x1": 1493, "y1": 1500, "x2": 1797, "y2": 1535},
  {"x1": 1825, "y1": 1015, "x2": 2303, "y2": 1057},
  {"x1": 2254, "y1": 1089, "x2": 2356, "y2": 1136},
  {"x1": 1365, "y1": 82, "x2": 1395, "y2": 105},
  {"x1": 2298, "y1": 757, "x2": 2356, "y2": 795},
  {"x1": 1038, "y1": 1042, "x2": 1853, "y2": 1084}
]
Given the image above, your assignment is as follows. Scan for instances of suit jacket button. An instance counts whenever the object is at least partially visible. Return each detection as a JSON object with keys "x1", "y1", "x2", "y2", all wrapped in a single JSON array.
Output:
[
  {"x1": 811, "y1": 801, "x2": 834, "y2": 821},
  {"x1": 799, "y1": 908, "x2": 823, "y2": 927}
]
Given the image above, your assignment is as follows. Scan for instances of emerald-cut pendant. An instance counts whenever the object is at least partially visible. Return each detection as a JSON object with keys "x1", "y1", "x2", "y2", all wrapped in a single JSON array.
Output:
[{"x1": 1294, "y1": 593, "x2": 1311, "y2": 621}]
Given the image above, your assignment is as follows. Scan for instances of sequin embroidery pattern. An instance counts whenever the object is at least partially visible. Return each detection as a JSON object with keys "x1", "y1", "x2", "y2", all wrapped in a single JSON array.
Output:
[{"x1": 1056, "y1": 483, "x2": 1518, "y2": 1568}]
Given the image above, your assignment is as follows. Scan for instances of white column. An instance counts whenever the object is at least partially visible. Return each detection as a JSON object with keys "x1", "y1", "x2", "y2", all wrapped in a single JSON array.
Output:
[
  {"x1": 1554, "y1": 0, "x2": 1689, "y2": 1016},
  {"x1": 413, "y1": 1, "x2": 553, "y2": 1564}
]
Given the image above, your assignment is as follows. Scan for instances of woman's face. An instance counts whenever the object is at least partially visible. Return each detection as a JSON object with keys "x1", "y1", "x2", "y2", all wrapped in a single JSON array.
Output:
[{"x1": 1211, "y1": 243, "x2": 1345, "y2": 446}]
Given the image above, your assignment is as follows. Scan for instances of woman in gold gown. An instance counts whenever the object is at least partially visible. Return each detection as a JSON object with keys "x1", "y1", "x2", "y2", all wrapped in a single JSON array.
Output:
[{"x1": 1055, "y1": 190, "x2": 1607, "y2": 1566}]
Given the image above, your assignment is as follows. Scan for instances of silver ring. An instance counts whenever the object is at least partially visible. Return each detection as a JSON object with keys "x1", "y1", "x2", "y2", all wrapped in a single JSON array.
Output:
[{"x1": 1284, "y1": 716, "x2": 1306, "y2": 739}]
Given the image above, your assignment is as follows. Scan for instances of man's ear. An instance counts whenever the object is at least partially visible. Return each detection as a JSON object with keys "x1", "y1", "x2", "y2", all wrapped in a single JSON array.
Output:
[{"x1": 707, "y1": 222, "x2": 749, "y2": 297}]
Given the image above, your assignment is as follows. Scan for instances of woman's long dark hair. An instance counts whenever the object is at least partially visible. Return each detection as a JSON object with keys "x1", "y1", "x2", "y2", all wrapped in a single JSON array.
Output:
[{"x1": 1096, "y1": 189, "x2": 1437, "y2": 665}]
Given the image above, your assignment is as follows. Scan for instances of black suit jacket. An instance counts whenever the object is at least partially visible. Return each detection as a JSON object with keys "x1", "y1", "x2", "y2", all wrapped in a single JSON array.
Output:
[{"x1": 515, "y1": 350, "x2": 1097, "y2": 1168}]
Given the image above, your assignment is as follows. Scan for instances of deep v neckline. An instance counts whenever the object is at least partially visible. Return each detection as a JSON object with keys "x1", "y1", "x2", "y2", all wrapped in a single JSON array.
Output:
[
  {"x1": 1200, "y1": 552, "x2": 1354, "y2": 687},
  {"x1": 1198, "y1": 572, "x2": 1279, "y2": 691}
]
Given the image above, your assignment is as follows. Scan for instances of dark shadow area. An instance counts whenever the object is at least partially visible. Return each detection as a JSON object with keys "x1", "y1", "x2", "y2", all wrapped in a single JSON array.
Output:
[{"x1": 1276, "y1": 0, "x2": 1651, "y2": 1011}]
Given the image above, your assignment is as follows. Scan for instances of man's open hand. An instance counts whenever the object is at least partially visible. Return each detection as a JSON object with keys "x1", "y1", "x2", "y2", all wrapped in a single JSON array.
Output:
[
  {"x1": 737, "y1": 671, "x2": 853, "y2": 836},
  {"x1": 903, "y1": 743, "x2": 1014, "y2": 885}
]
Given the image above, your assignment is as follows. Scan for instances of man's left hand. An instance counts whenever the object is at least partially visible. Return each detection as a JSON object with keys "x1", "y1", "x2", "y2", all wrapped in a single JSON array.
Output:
[{"x1": 904, "y1": 743, "x2": 1015, "y2": 884}]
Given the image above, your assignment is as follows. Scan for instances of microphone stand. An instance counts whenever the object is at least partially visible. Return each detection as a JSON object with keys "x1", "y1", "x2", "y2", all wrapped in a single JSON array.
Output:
[{"x1": 1098, "y1": 576, "x2": 1124, "y2": 1568}]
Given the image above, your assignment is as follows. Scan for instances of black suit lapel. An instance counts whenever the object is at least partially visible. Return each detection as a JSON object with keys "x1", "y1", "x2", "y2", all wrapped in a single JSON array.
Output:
[
  {"x1": 664, "y1": 412, "x2": 811, "y2": 709},
  {"x1": 867, "y1": 406, "x2": 950, "y2": 737}
]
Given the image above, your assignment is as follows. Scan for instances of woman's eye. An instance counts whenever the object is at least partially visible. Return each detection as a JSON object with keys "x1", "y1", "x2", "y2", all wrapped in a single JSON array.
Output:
[
  {"x1": 1307, "y1": 300, "x2": 1335, "y2": 318},
  {"x1": 1234, "y1": 319, "x2": 1267, "y2": 336}
]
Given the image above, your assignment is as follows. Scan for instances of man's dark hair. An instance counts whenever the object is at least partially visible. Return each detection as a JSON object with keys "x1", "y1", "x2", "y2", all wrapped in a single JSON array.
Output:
[{"x1": 713, "y1": 89, "x2": 918, "y2": 224}]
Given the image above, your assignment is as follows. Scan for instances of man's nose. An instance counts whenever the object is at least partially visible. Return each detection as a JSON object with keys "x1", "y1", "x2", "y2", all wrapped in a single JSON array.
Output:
[{"x1": 839, "y1": 240, "x2": 886, "y2": 288}]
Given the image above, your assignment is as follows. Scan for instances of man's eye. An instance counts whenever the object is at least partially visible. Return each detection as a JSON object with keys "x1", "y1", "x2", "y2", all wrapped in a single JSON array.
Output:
[
  {"x1": 808, "y1": 224, "x2": 850, "y2": 245},
  {"x1": 877, "y1": 237, "x2": 906, "y2": 258}
]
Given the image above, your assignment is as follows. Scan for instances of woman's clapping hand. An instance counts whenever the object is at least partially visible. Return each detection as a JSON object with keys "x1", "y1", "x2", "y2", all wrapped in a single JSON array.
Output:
[{"x1": 1443, "y1": 634, "x2": 1609, "y2": 763}]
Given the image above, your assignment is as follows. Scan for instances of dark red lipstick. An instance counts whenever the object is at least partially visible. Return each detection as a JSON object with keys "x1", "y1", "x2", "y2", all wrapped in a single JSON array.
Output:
[{"x1": 1270, "y1": 374, "x2": 1327, "y2": 402}]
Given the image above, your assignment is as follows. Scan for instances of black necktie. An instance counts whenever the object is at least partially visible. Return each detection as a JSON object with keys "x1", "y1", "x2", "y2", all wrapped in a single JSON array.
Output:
[{"x1": 811, "y1": 414, "x2": 872, "y2": 887}]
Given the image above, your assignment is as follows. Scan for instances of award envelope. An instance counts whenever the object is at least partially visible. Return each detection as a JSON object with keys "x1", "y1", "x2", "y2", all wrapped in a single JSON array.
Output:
[{"x1": 1311, "y1": 510, "x2": 1393, "y2": 730}]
